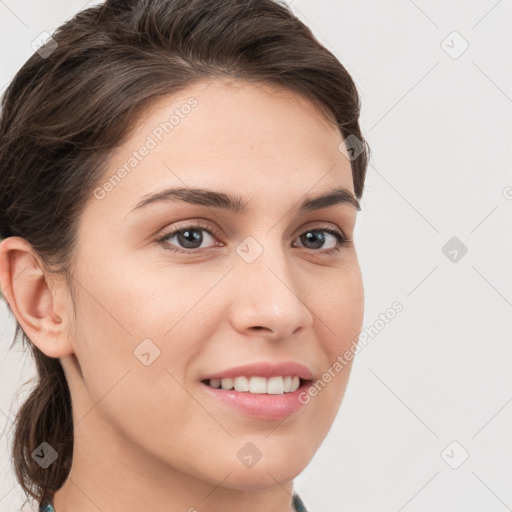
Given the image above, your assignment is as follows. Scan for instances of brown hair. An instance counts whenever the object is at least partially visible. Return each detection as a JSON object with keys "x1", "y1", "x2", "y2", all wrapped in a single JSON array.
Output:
[{"x1": 0, "y1": 0, "x2": 370, "y2": 505}]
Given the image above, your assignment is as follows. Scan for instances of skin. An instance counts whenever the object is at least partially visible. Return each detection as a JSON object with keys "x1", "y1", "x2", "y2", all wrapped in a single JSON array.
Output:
[{"x1": 0, "y1": 77, "x2": 364, "y2": 512}]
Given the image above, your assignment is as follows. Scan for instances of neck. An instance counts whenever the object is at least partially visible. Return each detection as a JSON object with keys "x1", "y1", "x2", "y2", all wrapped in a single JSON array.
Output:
[{"x1": 52, "y1": 408, "x2": 296, "y2": 512}]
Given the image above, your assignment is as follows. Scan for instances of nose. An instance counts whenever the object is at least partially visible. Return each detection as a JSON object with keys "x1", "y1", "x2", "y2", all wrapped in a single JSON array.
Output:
[{"x1": 228, "y1": 242, "x2": 314, "y2": 340}]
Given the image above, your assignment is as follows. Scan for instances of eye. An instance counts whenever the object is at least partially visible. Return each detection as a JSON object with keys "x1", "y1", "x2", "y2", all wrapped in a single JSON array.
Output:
[
  {"x1": 156, "y1": 221, "x2": 221, "y2": 253},
  {"x1": 292, "y1": 226, "x2": 350, "y2": 254}
]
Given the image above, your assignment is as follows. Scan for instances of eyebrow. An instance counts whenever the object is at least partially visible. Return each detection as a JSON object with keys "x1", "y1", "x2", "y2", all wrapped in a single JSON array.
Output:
[{"x1": 130, "y1": 185, "x2": 360, "y2": 215}]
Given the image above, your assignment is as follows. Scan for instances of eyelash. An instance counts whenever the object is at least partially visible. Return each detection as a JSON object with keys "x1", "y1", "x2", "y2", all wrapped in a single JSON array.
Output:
[{"x1": 155, "y1": 220, "x2": 352, "y2": 256}]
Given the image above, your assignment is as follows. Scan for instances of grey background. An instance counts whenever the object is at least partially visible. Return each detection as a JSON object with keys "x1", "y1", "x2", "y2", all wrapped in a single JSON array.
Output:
[{"x1": 1, "y1": 1, "x2": 511, "y2": 511}]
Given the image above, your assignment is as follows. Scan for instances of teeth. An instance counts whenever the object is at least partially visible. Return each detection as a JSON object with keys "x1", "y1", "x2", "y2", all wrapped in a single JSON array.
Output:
[
  {"x1": 249, "y1": 376, "x2": 267, "y2": 394},
  {"x1": 266, "y1": 377, "x2": 284, "y2": 395},
  {"x1": 208, "y1": 376, "x2": 302, "y2": 394},
  {"x1": 221, "y1": 378, "x2": 234, "y2": 390},
  {"x1": 234, "y1": 376, "x2": 249, "y2": 392}
]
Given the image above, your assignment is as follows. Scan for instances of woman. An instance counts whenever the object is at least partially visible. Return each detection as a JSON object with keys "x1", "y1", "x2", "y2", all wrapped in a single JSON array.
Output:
[{"x1": 0, "y1": 0, "x2": 370, "y2": 510}]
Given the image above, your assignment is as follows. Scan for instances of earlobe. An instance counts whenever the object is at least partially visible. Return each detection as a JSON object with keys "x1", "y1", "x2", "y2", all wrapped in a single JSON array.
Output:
[{"x1": 0, "y1": 236, "x2": 73, "y2": 358}]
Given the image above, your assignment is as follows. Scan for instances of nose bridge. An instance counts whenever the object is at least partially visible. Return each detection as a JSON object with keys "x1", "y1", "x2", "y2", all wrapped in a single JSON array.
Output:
[{"x1": 229, "y1": 233, "x2": 313, "y2": 336}]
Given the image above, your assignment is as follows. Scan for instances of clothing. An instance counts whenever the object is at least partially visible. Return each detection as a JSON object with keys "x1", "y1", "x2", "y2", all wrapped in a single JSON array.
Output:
[
  {"x1": 39, "y1": 492, "x2": 309, "y2": 511},
  {"x1": 292, "y1": 492, "x2": 309, "y2": 512},
  {"x1": 39, "y1": 502, "x2": 54, "y2": 512}
]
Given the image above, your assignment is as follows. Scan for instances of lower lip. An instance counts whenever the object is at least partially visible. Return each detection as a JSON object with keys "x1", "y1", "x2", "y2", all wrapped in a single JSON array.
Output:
[{"x1": 199, "y1": 380, "x2": 313, "y2": 421}]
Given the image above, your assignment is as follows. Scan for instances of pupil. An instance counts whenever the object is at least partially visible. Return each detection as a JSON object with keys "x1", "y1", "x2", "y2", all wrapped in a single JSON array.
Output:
[{"x1": 179, "y1": 229, "x2": 202, "y2": 248}]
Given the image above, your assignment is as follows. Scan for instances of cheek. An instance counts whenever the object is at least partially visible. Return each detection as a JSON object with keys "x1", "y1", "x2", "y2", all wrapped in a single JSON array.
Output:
[
  {"x1": 70, "y1": 257, "x2": 221, "y2": 404},
  {"x1": 304, "y1": 265, "x2": 363, "y2": 419},
  {"x1": 69, "y1": 269, "x2": 214, "y2": 458},
  {"x1": 314, "y1": 264, "x2": 364, "y2": 354},
  {"x1": 105, "y1": 258, "x2": 227, "y2": 333},
  {"x1": 76, "y1": 254, "x2": 211, "y2": 342}
]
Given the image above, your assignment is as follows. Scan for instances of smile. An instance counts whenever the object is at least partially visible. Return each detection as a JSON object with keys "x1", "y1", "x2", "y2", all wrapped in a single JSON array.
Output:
[
  {"x1": 202, "y1": 375, "x2": 304, "y2": 394},
  {"x1": 200, "y1": 377, "x2": 313, "y2": 421}
]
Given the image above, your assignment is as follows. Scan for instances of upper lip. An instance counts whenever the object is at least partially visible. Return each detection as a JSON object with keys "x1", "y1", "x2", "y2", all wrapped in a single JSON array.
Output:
[{"x1": 201, "y1": 361, "x2": 314, "y2": 381}]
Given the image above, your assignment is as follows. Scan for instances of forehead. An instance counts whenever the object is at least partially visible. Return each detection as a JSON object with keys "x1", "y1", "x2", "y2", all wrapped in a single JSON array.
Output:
[
  {"x1": 89, "y1": 77, "x2": 355, "y2": 220},
  {"x1": 129, "y1": 77, "x2": 342, "y2": 152}
]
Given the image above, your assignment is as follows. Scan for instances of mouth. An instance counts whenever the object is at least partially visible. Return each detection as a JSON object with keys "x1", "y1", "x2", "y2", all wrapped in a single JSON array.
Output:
[
  {"x1": 198, "y1": 361, "x2": 315, "y2": 420},
  {"x1": 200, "y1": 376, "x2": 312, "y2": 395},
  {"x1": 199, "y1": 376, "x2": 313, "y2": 421}
]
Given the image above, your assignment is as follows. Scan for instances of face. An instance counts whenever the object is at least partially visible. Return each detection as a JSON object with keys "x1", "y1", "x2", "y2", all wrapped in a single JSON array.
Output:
[{"x1": 61, "y1": 78, "x2": 364, "y2": 490}]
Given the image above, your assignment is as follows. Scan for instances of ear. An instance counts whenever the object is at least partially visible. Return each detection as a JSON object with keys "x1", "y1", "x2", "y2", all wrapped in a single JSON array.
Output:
[{"x1": 0, "y1": 236, "x2": 74, "y2": 358}]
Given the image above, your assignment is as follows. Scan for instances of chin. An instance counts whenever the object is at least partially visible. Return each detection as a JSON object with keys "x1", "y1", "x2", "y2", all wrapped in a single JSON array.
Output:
[
  {"x1": 207, "y1": 448, "x2": 311, "y2": 491},
  {"x1": 214, "y1": 464, "x2": 303, "y2": 492}
]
